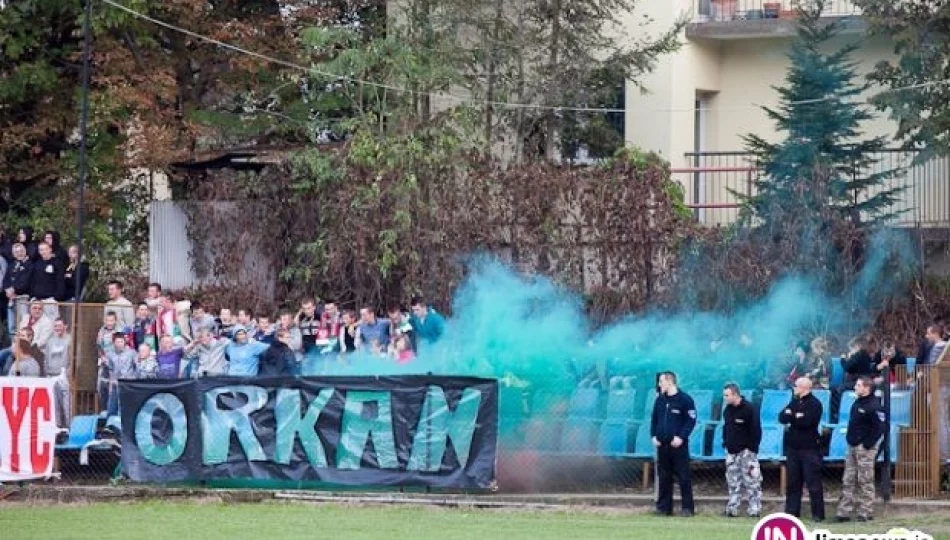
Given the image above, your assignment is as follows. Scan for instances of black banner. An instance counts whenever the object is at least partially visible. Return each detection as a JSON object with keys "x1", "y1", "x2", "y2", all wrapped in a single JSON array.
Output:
[{"x1": 119, "y1": 376, "x2": 498, "y2": 489}]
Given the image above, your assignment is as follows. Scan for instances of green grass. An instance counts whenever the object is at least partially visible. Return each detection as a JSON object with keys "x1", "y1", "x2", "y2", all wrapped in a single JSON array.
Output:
[{"x1": 2, "y1": 501, "x2": 949, "y2": 540}]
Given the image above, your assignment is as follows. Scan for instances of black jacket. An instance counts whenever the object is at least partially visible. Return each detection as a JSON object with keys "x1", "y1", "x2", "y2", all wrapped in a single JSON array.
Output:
[
  {"x1": 3, "y1": 258, "x2": 34, "y2": 295},
  {"x1": 30, "y1": 256, "x2": 65, "y2": 300},
  {"x1": 843, "y1": 349, "x2": 876, "y2": 376},
  {"x1": 778, "y1": 392, "x2": 823, "y2": 451},
  {"x1": 259, "y1": 341, "x2": 296, "y2": 377},
  {"x1": 64, "y1": 260, "x2": 90, "y2": 300},
  {"x1": 298, "y1": 314, "x2": 319, "y2": 352},
  {"x1": 917, "y1": 339, "x2": 933, "y2": 366},
  {"x1": 0, "y1": 235, "x2": 12, "y2": 264},
  {"x1": 19, "y1": 227, "x2": 38, "y2": 261},
  {"x1": 650, "y1": 390, "x2": 697, "y2": 445},
  {"x1": 722, "y1": 397, "x2": 762, "y2": 454},
  {"x1": 847, "y1": 394, "x2": 885, "y2": 449}
]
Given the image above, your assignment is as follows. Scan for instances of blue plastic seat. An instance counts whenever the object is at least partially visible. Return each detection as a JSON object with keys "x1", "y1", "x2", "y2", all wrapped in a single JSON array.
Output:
[
  {"x1": 710, "y1": 423, "x2": 726, "y2": 459},
  {"x1": 837, "y1": 391, "x2": 858, "y2": 424},
  {"x1": 828, "y1": 425, "x2": 849, "y2": 461},
  {"x1": 531, "y1": 391, "x2": 570, "y2": 417},
  {"x1": 598, "y1": 422, "x2": 630, "y2": 456},
  {"x1": 691, "y1": 390, "x2": 714, "y2": 423},
  {"x1": 632, "y1": 424, "x2": 655, "y2": 458},
  {"x1": 830, "y1": 356, "x2": 845, "y2": 387},
  {"x1": 812, "y1": 388, "x2": 831, "y2": 425},
  {"x1": 758, "y1": 424, "x2": 785, "y2": 460},
  {"x1": 906, "y1": 357, "x2": 917, "y2": 375},
  {"x1": 605, "y1": 389, "x2": 637, "y2": 421},
  {"x1": 890, "y1": 391, "x2": 911, "y2": 426},
  {"x1": 640, "y1": 390, "x2": 658, "y2": 421},
  {"x1": 760, "y1": 390, "x2": 792, "y2": 423},
  {"x1": 689, "y1": 423, "x2": 706, "y2": 457},
  {"x1": 877, "y1": 424, "x2": 899, "y2": 463},
  {"x1": 561, "y1": 419, "x2": 598, "y2": 454},
  {"x1": 567, "y1": 388, "x2": 600, "y2": 418},
  {"x1": 56, "y1": 415, "x2": 99, "y2": 451}
]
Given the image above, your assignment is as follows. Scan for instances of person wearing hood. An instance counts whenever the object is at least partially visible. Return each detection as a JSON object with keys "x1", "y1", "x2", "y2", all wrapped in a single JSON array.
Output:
[
  {"x1": 30, "y1": 242, "x2": 66, "y2": 302},
  {"x1": 226, "y1": 326, "x2": 269, "y2": 376},
  {"x1": 42, "y1": 231, "x2": 67, "y2": 263},
  {"x1": 64, "y1": 245, "x2": 90, "y2": 301},
  {"x1": 3, "y1": 244, "x2": 34, "y2": 335},
  {"x1": 183, "y1": 328, "x2": 229, "y2": 377},
  {"x1": 260, "y1": 328, "x2": 297, "y2": 377},
  {"x1": 16, "y1": 227, "x2": 38, "y2": 261}
]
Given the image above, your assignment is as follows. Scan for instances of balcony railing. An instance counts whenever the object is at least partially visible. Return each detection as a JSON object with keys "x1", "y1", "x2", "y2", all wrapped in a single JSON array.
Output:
[{"x1": 693, "y1": 0, "x2": 861, "y2": 23}]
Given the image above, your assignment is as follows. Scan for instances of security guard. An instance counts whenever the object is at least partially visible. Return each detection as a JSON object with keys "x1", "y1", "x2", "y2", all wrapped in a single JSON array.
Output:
[
  {"x1": 779, "y1": 376, "x2": 825, "y2": 521},
  {"x1": 651, "y1": 371, "x2": 697, "y2": 517},
  {"x1": 722, "y1": 383, "x2": 763, "y2": 517},
  {"x1": 836, "y1": 376, "x2": 885, "y2": 522}
]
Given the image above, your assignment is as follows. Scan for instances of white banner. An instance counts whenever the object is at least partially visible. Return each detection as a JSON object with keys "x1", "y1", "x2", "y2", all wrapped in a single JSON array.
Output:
[{"x1": 0, "y1": 377, "x2": 59, "y2": 481}]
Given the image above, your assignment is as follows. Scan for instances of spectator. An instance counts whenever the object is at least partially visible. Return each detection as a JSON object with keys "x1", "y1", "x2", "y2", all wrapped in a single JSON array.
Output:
[
  {"x1": 105, "y1": 332, "x2": 137, "y2": 415},
  {"x1": 339, "y1": 310, "x2": 359, "y2": 353},
  {"x1": 260, "y1": 328, "x2": 297, "y2": 377},
  {"x1": 357, "y1": 306, "x2": 391, "y2": 349},
  {"x1": 42, "y1": 231, "x2": 67, "y2": 263},
  {"x1": 254, "y1": 315, "x2": 275, "y2": 345},
  {"x1": 157, "y1": 294, "x2": 180, "y2": 338},
  {"x1": 872, "y1": 338, "x2": 906, "y2": 386},
  {"x1": 63, "y1": 245, "x2": 90, "y2": 301},
  {"x1": 132, "y1": 303, "x2": 158, "y2": 351},
  {"x1": 136, "y1": 343, "x2": 159, "y2": 379},
  {"x1": 43, "y1": 318, "x2": 71, "y2": 426},
  {"x1": 29, "y1": 242, "x2": 65, "y2": 320},
  {"x1": 392, "y1": 334, "x2": 415, "y2": 364},
  {"x1": 217, "y1": 308, "x2": 236, "y2": 339},
  {"x1": 277, "y1": 311, "x2": 303, "y2": 355},
  {"x1": 9, "y1": 336, "x2": 41, "y2": 377},
  {"x1": 189, "y1": 301, "x2": 217, "y2": 335},
  {"x1": 841, "y1": 335, "x2": 876, "y2": 390},
  {"x1": 0, "y1": 327, "x2": 33, "y2": 375},
  {"x1": 144, "y1": 282, "x2": 163, "y2": 311},
  {"x1": 387, "y1": 305, "x2": 416, "y2": 349},
  {"x1": 0, "y1": 226, "x2": 12, "y2": 263},
  {"x1": 0, "y1": 249, "x2": 6, "y2": 324},
  {"x1": 156, "y1": 335, "x2": 186, "y2": 379},
  {"x1": 236, "y1": 309, "x2": 257, "y2": 334},
  {"x1": 318, "y1": 301, "x2": 341, "y2": 340},
  {"x1": 226, "y1": 326, "x2": 269, "y2": 376},
  {"x1": 20, "y1": 300, "x2": 53, "y2": 352},
  {"x1": 296, "y1": 298, "x2": 320, "y2": 354},
  {"x1": 17, "y1": 227, "x2": 38, "y2": 261},
  {"x1": 96, "y1": 312, "x2": 120, "y2": 411},
  {"x1": 4, "y1": 243, "x2": 33, "y2": 334},
  {"x1": 183, "y1": 328, "x2": 229, "y2": 377},
  {"x1": 917, "y1": 324, "x2": 947, "y2": 365},
  {"x1": 410, "y1": 296, "x2": 446, "y2": 345},
  {"x1": 104, "y1": 280, "x2": 135, "y2": 329}
]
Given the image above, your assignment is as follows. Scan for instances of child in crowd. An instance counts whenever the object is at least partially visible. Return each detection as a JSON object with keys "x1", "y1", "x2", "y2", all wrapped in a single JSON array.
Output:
[
  {"x1": 392, "y1": 334, "x2": 415, "y2": 364},
  {"x1": 136, "y1": 343, "x2": 159, "y2": 379}
]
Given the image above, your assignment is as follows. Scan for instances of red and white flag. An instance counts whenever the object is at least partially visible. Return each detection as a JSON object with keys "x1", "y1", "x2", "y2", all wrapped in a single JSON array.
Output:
[{"x1": 0, "y1": 377, "x2": 59, "y2": 481}]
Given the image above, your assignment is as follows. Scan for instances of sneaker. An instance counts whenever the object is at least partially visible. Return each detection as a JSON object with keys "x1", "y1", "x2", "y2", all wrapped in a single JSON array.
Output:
[
  {"x1": 723, "y1": 511, "x2": 738, "y2": 518},
  {"x1": 835, "y1": 516, "x2": 851, "y2": 523},
  {"x1": 681, "y1": 510, "x2": 694, "y2": 518},
  {"x1": 857, "y1": 516, "x2": 873, "y2": 522}
]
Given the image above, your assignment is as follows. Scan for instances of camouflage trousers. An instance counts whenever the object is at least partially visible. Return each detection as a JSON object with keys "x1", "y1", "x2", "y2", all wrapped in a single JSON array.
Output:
[
  {"x1": 837, "y1": 443, "x2": 879, "y2": 519},
  {"x1": 725, "y1": 449, "x2": 762, "y2": 516}
]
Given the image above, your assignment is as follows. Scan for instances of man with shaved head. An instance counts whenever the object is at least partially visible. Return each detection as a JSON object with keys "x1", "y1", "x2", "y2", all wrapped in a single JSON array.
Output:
[{"x1": 779, "y1": 376, "x2": 825, "y2": 522}]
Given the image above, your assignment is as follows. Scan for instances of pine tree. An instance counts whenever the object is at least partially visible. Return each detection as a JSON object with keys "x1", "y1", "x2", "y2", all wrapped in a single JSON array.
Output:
[{"x1": 741, "y1": 0, "x2": 900, "y2": 232}]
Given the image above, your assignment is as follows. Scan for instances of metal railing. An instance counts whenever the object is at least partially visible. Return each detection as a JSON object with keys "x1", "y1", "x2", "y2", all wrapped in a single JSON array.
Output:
[
  {"x1": 693, "y1": 0, "x2": 861, "y2": 23},
  {"x1": 677, "y1": 150, "x2": 950, "y2": 228}
]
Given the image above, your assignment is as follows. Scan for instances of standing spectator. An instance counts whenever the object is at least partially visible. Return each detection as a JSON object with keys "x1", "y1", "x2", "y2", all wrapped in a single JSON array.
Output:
[
  {"x1": 183, "y1": 328, "x2": 229, "y2": 377},
  {"x1": 387, "y1": 305, "x2": 416, "y2": 349},
  {"x1": 157, "y1": 294, "x2": 180, "y2": 338},
  {"x1": 260, "y1": 328, "x2": 297, "y2": 377},
  {"x1": 872, "y1": 339, "x2": 906, "y2": 386},
  {"x1": 650, "y1": 371, "x2": 696, "y2": 517},
  {"x1": 135, "y1": 343, "x2": 159, "y2": 379},
  {"x1": 835, "y1": 376, "x2": 885, "y2": 523},
  {"x1": 409, "y1": 296, "x2": 446, "y2": 345},
  {"x1": 132, "y1": 303, "x2": 158, "y2": 351},
  {"x1": 144, "y1": 282, "x2": 163, "y2": 311},
  {"x1": 29, "y1": 242, "x2": 65, "y2": 321},
  {"x1": 357, "y1": 306, "x2": 391, "y2": 349},
  {"x1": 226, "y1": 327, "x2": 269, "y2": 376},
  {"x1": 296, "y1": 298, "x2": 320, "y2": 354},
  {"x1": 318, "y1": 301, "x2": 341, "y2": 340},
  {"x1": 339, "y1": 311, "x2": 359, "y2": 353},
  {"x1": 722, "y1": 383, "x2": 763, "y2": 518},
  {"x1": 9, "y1": 335, "x2": 41, "y2": 377},
  {"x1": 779, "y1": 377, "x2": 825, "y2": 522},
  {"x1": 156, "y1": 335, "x2": 186, "y2": 379},
  {"x1": 277, "y1": 310, "x2": 303, "y2": 356},
  {"x1": 17, "y1": 227, "x2": 38, "y2": 261},
  {"x1": 189, "y1": 301, "x2": 217, "y2": 335},
  {"x1": 841, "y1": 335, "x2": 876, "y2": 391},
  {"x1": 42, "y1": 231, "x2": 67, "y2": 262},
  {"x1": 236, "y1": 309, "x2": 257, "y2": 334},
  {"x1": 104, "y1": 280, "x2": 135, "y2": 330},
  {"x1": 0, "y1": 327, "x2": 31, "y2": 375},
  {"x1": 217, "y1": 308, "x2": 237, "y2": 339},
  {"x1": 96, "y1": 312, "x2": 120, "y2": 412},
  {"x1": 254, "y1": 314, "x2": 275, "y2": 344},
  {"x1": 917, "y1": 324, "x2": 947, "y2": 365},
  {"x1": 43, "y1": 319, "x2": 71, "y2": 427},
  {"x1": 105, "y1": 332, "x2": 137, "y2": 415},
  {"x1": 4, "y1": 243, "x2": 33, "y2": 334},
  {"x1": 63, "y1": 245, "x2": 90, "y2": 301}
]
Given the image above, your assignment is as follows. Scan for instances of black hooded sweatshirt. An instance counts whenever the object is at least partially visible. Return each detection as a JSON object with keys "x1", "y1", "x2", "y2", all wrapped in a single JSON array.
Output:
[
  {"x1": 31, "y1": 254, "x2": 66, "y2": 300},
  {"x1": 19, "y1": 227, "x2": 38, "y2": 261},
  {"x1": 43, "y1": 230, "x2": 67, "y2": 262},
  {"x1": 3, "y1": 256, "x2": 34, "y2": 296}
]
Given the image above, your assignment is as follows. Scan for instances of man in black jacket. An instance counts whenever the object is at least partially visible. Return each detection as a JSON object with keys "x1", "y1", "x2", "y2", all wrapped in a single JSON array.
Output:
[
  {"x1": 259, "y1": 329, "x2": 297, "y2": 377},
  {"x1": 779, "y1": 376, "x2": 825, "y2": 521},
  {"x1": 836, "y1": 376, "x2": 885, "y2": 523},
  {"x1": 3, "y1": 244, "x2": 33, "y2": 335},
  {"x1": 650, "y1": 371, "x2": 697, "y2": 517},
  {"x1": 722, "y1": 383, "x2": 763, "y2": 517},
  {"x1": 30, "y1": 243, "x2": 65, "y2": 303}
]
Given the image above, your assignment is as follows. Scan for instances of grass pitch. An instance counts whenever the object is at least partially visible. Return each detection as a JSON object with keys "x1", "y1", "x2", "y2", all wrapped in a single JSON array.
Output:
[{"x1": 2, "y1": 501, "x2": 950, "y2": 540}]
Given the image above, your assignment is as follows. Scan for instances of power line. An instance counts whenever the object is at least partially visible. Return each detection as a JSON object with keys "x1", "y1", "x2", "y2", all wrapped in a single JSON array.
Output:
[{"x1": 102, "y1": 0, "x2": 950, "y2": 115}]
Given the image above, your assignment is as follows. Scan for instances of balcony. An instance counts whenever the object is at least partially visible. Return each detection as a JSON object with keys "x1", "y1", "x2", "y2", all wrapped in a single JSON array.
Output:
[{"x1": 686, "y1": 0, "x2": 866, "y2": 40}]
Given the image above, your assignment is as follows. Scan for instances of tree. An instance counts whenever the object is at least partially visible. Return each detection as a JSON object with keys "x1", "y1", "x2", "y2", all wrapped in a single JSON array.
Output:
[
  {"x1": 853, "y1": 0, "x2": 950, "y2": 159},
  {"x1": 741, "y1": 1, "x2": 900, "y2": 237}
]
